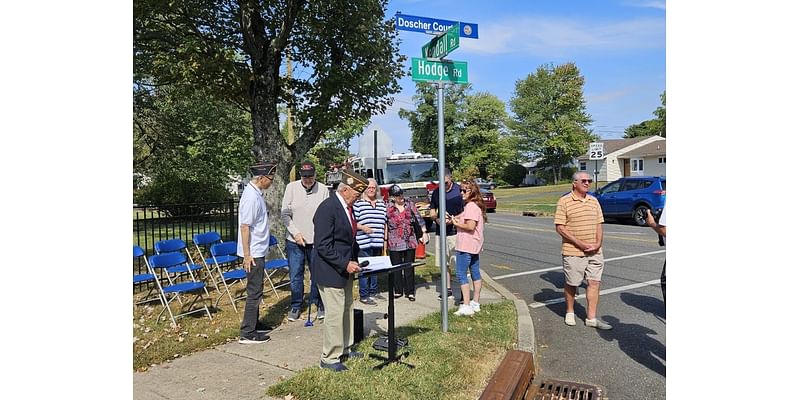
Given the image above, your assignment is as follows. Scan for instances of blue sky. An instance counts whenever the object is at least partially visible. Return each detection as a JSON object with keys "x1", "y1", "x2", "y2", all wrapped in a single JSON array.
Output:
[{"x1": 355, "y1": 0, "x2": 666, "y2": 154}]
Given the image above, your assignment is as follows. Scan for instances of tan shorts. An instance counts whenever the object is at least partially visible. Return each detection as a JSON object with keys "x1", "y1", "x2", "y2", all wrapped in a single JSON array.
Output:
[
  {"x1": 434, "y1": 235, "x2": 457, "y2": 270},
  {"x1": 562, "y1": 252, "x2": 604, "y2": 286}
]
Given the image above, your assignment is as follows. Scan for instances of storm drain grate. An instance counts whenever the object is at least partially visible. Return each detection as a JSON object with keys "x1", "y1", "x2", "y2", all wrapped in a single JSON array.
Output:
[{"x1": 527, "y1": 379, "x2": 606, "y2": 400}]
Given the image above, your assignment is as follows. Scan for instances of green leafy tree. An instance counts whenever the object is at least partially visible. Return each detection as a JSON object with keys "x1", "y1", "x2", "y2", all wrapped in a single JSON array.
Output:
[
  {"x1": 133, "y1": 85, "x2": 253, "y2": 212},
  {"x1": 135, "y1": 0, "x2": 405, "y2": 212},
  {"x1": 452, "y1": 92, "x2": 517, "y2": 179},
  {"x1": 510, "y1": 62, "x2": 595, "y2": 184},
  {"x1": 399, "y1": 82, "x2": 469, "y2": 162},
  {"x1": 624, "y1": 91, "x2": 666, "y2": 138}
]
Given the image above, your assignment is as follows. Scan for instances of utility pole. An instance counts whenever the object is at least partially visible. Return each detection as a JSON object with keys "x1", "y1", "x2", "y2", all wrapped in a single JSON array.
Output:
[{"x1": 286, "y1": 52, "x2": 296, "y2": 180}]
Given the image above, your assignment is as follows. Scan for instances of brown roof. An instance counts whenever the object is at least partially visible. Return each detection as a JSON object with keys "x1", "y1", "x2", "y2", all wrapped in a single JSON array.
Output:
[
  {"x1": 577, "y1": 136, "x2": 653, "y2": 160},
  {"x1": 618, "y1": 139, "x2": 666, "y2": 158}
]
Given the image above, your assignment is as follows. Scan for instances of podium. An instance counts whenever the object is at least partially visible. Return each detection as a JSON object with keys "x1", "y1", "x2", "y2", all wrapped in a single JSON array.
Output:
[{"x1": 360, "y1": 261, "x2": 416, "y2": 370}]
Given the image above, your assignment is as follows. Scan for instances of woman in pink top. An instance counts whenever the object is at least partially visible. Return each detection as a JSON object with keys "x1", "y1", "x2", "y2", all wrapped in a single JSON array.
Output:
[{"x1": 448, "y1": 180, "x2": 487, "y2": 316}]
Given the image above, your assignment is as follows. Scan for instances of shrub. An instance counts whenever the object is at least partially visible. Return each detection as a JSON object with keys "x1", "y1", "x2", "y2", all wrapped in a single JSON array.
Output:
[
  {"x1": 501, "y1": 163, "x2": 527, "y2": 187},
  {"x1": 134, "y1": 175, "x2": 232, "y2": 216}
]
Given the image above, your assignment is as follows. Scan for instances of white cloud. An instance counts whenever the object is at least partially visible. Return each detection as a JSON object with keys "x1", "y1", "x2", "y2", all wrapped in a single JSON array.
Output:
[
  {"x1": 625, "y1": 0, "x2": 667, "y2": 11},
  {"x1": 459, "y1": 16, "x2": 664, "y2": 56}
]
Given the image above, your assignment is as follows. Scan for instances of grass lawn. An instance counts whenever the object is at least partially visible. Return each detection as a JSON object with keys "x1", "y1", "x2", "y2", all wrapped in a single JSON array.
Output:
[
  {"x1": 491, "y1": 183, "x2": 574, "y2": 216},
  {"x1": 266, "y1": 300, "x2": 517, "y2": 400}
]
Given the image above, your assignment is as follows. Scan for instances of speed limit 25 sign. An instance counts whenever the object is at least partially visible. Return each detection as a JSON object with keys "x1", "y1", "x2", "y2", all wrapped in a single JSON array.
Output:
[{"x1": 589, "y1": 142, "x2": 604, "y2": 160}]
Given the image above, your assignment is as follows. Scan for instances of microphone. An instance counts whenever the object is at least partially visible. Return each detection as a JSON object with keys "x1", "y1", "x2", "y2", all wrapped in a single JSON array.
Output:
[{"x1": 358, "y1": 260, "x2": 370, "y2": 268}]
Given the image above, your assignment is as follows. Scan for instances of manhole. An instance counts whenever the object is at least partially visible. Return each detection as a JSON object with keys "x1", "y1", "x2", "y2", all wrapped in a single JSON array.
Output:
[{"x1": 527, "y1": 379, "x2": 606, "y2": 400}]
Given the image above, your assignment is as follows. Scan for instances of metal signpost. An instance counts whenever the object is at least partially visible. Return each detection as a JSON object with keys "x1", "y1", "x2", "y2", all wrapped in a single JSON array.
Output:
[
  {"x1": 589, "y1": 142, "x2": 604, "y2": 191},
  {"x1": 396, "y1": 12, "x2": 477, "y2": 333}
]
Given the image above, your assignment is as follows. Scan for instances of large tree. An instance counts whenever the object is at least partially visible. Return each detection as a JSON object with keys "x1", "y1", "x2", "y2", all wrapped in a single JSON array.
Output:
[
  {"x1": 510, "y1": 62, "x2": 595, "y2": 183},
  {"x1": 452, "y1": 92, "x2": 516, "y2": 179},
  {"x1": 624, "y1": 91, "x2": 666, "y2": 138},
  {"x1": 135, "y1": 0, "x2": 405, "y2": 207},
  {"x1": 398, "y1": 82, "x2": 469, "y2": 162}
]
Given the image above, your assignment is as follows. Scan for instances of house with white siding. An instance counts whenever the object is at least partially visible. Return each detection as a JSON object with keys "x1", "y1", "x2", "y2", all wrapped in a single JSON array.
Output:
[{"x1": 576, "y1": 136, "x2": 666, "y2": 182}]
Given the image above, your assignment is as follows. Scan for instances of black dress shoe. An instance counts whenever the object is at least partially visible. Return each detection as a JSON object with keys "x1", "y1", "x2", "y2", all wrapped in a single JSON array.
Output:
[
  {"x1": 406, "y1": 294, "x2": 416, "y2": 301},
  {"x1": 319, "y1": 361, "x2": 348, "y2": 372},
  {"x1": 340, "y1": 351, "x2": 364, "y2": 361}
]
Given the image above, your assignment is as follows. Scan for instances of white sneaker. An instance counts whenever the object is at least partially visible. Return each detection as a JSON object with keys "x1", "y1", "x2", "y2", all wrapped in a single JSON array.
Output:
[
  {"x1": 564, "y1": 312, "x2": 576, "y2": 326},
  {"x1": 585, "y1": 318, "x2": 613, "y2": 330},
  {"x1": 470, "y1": 300, "x2": 481, "y2": 313},
  {"x1": 454, "y1": 304, "x2": 475, "y2": 316}
]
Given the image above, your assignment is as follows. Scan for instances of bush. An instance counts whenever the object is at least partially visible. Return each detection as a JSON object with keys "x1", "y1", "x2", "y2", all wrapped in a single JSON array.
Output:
[
  {"x1": 501, "y1": 163, "x2": 527, "y2": 187},
  {"x1": 134, "y1": 175, "x2": 232, "y2": 216}
]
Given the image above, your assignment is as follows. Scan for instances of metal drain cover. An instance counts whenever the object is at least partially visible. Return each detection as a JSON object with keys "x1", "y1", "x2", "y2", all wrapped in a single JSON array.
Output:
[{"x1": 527, "y1": 379, "x2": 607, "y2": 400}]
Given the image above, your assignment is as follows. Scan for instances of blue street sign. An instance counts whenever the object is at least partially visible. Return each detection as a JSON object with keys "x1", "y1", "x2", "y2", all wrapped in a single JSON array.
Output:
[{"x1": 394, "y1": 13, "x2": 478, "y2": 39}]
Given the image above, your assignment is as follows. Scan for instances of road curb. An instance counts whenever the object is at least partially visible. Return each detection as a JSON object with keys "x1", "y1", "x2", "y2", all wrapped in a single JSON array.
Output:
[{"x1": 481, "y1": 273, "x2": 536, "y2": 355}]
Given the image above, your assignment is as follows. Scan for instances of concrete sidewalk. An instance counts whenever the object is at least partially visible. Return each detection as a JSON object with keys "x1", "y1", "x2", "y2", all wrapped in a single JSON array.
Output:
[{"x1": 133, "y1": 275, "x2": 534, "y2": 399}]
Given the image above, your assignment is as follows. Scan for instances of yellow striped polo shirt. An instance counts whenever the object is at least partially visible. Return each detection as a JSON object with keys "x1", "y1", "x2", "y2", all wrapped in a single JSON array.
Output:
[{"x1": 554, "y1": 191, "x2": 604, "y2": 256}]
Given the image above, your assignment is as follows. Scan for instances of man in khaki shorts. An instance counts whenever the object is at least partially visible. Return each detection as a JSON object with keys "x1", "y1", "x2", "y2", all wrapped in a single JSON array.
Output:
[{"x1": 554, "y1": 171, "x2": 612, "y2": 330}]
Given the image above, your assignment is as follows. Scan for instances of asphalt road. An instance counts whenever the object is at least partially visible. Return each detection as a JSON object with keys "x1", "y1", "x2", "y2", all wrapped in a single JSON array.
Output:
[{"x1": 480, "y1": 212, "x2": 666, "y2": 400}]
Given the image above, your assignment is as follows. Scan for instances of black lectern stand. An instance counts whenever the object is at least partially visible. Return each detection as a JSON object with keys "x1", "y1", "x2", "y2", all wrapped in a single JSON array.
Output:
[{"x1": 360, "y1": 261, "x2": 415, "y2": 370}]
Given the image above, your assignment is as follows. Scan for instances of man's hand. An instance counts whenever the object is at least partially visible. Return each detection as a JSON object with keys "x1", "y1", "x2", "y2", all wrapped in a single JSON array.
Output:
[
  {"x1": 360, "y1": 225, "x2": 374, "y2": 234},
  {"x1": 293, "y1": 233, "x2": 306, "y2": 246},
  {"x1": 346, "y1": 261, "x2": 361, "y2": 274},
  {"x1": 243, "y1": 255, "x2": 255, "y2": 272}
]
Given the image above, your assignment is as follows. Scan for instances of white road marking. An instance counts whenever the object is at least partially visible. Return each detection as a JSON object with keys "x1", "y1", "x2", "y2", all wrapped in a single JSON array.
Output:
[
  {"x1": 492, "y1": 250, "x2": 666, "y2": 280},
  {"x1": 528, "y1": 279, "x2": 661, "y2": 309}
]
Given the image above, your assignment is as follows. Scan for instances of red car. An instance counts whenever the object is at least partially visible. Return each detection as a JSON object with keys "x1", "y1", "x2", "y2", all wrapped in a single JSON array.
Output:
[{"x1": 480, "y1": 189, "x2": 496, "y2": 212}]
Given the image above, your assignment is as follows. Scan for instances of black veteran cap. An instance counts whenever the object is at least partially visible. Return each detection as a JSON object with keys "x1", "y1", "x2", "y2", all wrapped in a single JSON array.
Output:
[
  {"x1": 340, "y1": 169, "x2": 369, "y2": 193},
  {"x1": 250, "y1": 161, "x2": 277, "y2": 177},
  {"x1": 299, "y1": 160, "x2": 316, "y2": 177}
]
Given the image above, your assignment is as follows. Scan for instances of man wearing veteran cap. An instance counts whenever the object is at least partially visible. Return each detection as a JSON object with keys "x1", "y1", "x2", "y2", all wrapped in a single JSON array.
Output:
[
  {"x1": 311, "y1": 169, "x2": 369, "y2": 372},
  {"x1": 280, "y1": 160, "x2": 329, "y2": 322},
  {"x1": 237, "y1": 161, "x2": 277, "y2": 344}
]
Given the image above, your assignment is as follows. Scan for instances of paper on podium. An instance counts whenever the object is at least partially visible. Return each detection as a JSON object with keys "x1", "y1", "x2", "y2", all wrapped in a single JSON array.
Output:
[{"x1": 358, "y1": 256, "x2": 394, "y2": 273}]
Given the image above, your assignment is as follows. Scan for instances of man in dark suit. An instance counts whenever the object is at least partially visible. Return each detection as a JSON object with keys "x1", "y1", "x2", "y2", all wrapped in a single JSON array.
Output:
[{"x1": 311, "y1": 169, "x2": 369, "y2": 372}]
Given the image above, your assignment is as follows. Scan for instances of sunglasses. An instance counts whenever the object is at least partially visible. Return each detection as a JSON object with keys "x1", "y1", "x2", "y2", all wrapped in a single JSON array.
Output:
[
  {"x1": 576, "y1": 179, "x2": 593, "y2": 184},
  {"x1": 460, "y1": 188, "x2": 472, "y2": 193}
]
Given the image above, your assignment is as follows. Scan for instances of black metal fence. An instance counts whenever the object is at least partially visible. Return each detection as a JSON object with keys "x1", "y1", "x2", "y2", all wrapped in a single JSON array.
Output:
[{"x1": 133, "y1": 199, "x2": 239, "y2": 277}]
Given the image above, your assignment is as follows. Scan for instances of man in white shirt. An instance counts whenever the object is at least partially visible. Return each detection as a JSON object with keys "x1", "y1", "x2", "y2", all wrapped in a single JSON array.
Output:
[{"x1": 237, "y1": 161, "x2": 276, "y2": 344}]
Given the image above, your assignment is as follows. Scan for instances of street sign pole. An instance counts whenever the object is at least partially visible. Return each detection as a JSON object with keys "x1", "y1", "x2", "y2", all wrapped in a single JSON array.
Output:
[
  {"x1": 437, "y1": 81, "x2": 448, "y2": 332},
  {"x1": 594, "y1": 160, "x2": 598, "y2": 191}
]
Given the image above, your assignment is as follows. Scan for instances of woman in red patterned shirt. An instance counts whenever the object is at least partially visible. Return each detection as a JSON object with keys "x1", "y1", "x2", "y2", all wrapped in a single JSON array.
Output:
[{"x1": 386, "y1": 184, "x2": 429, "y2": 301}]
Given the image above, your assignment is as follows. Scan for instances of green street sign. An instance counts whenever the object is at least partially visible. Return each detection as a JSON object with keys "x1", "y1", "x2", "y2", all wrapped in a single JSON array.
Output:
[
  {"x1": 410, "y1": 57, "x2": 468, "y2": 84},
  {"x1": 421, "y1": 22, "x2": 460, "y2": 59}
]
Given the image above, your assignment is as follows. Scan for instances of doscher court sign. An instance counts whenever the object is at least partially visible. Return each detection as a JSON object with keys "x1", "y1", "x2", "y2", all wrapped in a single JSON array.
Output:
[{"x1": 395, "y1": 13, "x2": 479, "y2": 39}]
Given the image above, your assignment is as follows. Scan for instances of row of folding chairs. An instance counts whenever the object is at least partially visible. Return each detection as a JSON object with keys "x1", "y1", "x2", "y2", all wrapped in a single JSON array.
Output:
[{"x1": 133, "y1": 232, "x2": 290, "y2": 326}]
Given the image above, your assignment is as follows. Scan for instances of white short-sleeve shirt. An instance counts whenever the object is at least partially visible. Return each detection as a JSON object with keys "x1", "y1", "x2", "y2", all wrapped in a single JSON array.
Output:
[{"x1": 237, "y1": 183, "x2": 270, "y2": 258}]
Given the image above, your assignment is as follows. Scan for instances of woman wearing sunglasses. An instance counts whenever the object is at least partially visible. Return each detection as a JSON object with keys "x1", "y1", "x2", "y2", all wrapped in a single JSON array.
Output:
[{"x1": 448, "y1": 180, "x2": 487, "y2": 316}]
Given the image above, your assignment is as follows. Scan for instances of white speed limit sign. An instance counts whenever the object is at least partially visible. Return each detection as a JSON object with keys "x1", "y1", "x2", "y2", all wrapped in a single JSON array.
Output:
[{"x1": 589, "y1": 142, "x2": 604, "y2": 160}]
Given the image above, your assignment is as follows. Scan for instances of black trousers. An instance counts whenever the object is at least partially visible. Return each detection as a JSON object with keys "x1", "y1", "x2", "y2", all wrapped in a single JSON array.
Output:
[
  {"x1": 390, "y1": 249, "x2": 416, "y2": 296},
  {"x1": 240, "y1": 257, "x2": 265, "y2": 336}
]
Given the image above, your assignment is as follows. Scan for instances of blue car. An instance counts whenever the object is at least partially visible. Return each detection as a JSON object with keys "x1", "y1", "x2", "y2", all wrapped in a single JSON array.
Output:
[{"x1": 591, "y1": 176, "x2": 666, "y2": 226}]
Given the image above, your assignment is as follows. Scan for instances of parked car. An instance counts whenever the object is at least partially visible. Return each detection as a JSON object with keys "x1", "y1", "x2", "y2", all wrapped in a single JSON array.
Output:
[
  {"x1": 591, "y1": 176, "x2": 666, "y2": 226},
  {"x1": 480, "y1": 188, "x2": 496, "y2": 212},
  {"x1": 475, "y1": 178, "x2": 497, "y2": 190}
]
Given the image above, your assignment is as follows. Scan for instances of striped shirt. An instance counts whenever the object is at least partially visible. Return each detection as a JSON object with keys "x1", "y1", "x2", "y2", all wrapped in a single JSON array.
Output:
[
  {"x1": 353, "y1": 198, "x2": 387, "y2": 249},
  {"x1": 554, "y1": 192, "x2": 604, "y2": 256}
]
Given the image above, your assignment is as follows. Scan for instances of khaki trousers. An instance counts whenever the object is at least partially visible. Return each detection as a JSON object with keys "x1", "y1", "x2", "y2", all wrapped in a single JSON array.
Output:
[{"x1": 318, "y1": 278, "x2": 355, "y2": 364}]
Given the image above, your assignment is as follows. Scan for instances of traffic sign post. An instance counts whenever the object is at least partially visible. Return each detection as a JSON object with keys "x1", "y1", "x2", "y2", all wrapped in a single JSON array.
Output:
[
  {"x1": 410, "y1": 57, "x2": 468, "y2": 84},
  {"x1": 589, "y1": 142, "x2": 604, "y2": 191},
  {"x1": 396, "y1": 13, "x2": 477, "y2": 333},
  {"x1": 422, "y1": 23, "x2": 459, "y2": 59}
]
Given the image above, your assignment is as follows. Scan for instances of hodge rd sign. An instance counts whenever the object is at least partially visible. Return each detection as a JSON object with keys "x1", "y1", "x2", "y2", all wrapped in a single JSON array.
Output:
[
  {"x1": 395, "y1": 13, "x2": 478, "y2": 39},
  {"x1": 410, "y1": 57, "x2": 468, "y2": 84},
  {"x1": 422, "y1": 22, "x2": 459, "y2": 59}
]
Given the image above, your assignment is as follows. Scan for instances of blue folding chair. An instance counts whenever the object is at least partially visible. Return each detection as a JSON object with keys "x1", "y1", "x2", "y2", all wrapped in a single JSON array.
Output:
[
  {"x1": 208, "y1": 241, "x2": 247, "y2": 312},
  {"x1": 264, "y1": 235, "x2": 290, "y2": 297},
  {"x1": 148, "y1": 252, "x2": 213, "y2": 326},
  {"x1": 154, "y1": 239, "x2": 206, "y2": 284},
  {"x1": 133, "y1": 245, "x2": 165, "y2": 307},
  {"x1": 192, "y1": 232, "x2": 237, "y2": 293}
]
